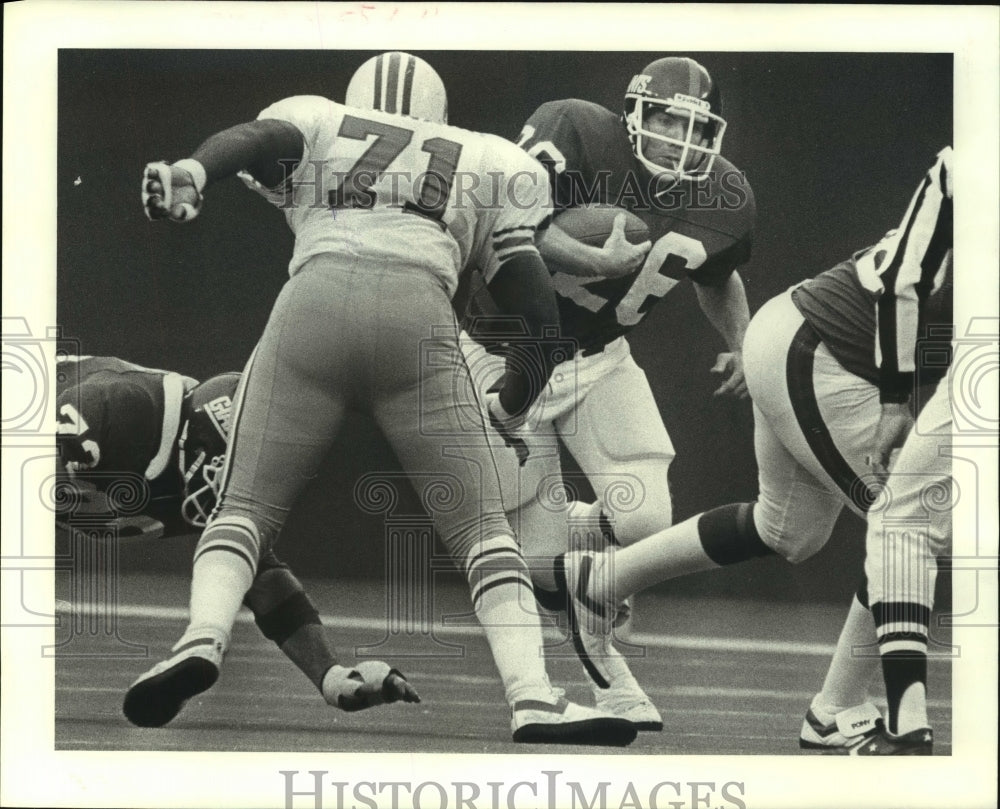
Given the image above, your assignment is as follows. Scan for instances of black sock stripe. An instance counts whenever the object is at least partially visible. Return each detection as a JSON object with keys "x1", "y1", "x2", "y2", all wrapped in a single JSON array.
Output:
[
  {"x1": 786, "y1": 321, "x2": 874, "y2": 512},
  {"x1": 472, "y1": 575, "x2": 532, "y2": 606},
  {"x1": 871, "y1": 601, "x2": 932, "y2": 630},
  {"x1": 194, "y1": 542, "x2": 256, "y2": 574}
]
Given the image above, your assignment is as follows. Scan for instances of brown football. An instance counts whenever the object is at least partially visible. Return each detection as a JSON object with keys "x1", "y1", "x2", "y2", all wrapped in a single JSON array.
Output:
[{"x1": 552, "y1": 204, "x2": 650, "y2": 247}]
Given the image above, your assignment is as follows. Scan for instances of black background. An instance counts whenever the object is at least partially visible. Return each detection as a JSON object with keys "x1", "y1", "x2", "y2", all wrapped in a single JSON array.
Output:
[{"x1": 57, "y1": 50, "x2": 952, "y2": 601}]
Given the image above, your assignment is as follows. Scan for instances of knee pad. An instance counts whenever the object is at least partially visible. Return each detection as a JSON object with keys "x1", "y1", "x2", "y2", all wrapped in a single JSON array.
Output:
[
  {"x1": 698, "y1": 502, "x2": 776, "y2": 566},
  {"x1": 252, "y1": 590, "x2": 322, "y2": 646}
]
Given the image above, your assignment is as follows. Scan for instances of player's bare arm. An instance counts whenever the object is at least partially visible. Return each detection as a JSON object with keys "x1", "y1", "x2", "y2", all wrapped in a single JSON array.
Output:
[
  {"x1": 142, "y1": 119, "x2": 304, "y2": 221},
  {"x1": 693, "y1": 271, "x2": 751, "y2": 399},
  {"x1": 539, "y1": 214, "x2": 650, "y2": 279}
]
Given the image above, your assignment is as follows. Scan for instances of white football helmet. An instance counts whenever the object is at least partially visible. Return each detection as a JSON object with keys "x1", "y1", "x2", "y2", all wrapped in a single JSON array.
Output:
[
  {"x1": 623, "y1": 56, "x2": 727, "y2": 182},
  {"x1": 345, "y1": 52, "x2": 448, "y2": 124}
]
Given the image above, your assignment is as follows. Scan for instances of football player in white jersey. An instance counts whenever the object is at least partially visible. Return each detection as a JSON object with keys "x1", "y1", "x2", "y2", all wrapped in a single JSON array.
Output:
[
  {"x1": 124, "y1": 53, "x2": 636, "y2": 747},
  {"x1": 556, "y1": 148, "x2": 953, "y2": 753}
]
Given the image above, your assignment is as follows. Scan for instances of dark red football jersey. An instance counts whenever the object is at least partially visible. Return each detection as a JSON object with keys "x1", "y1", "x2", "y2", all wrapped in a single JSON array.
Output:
[
  {"x1": 517, "y1": 99, "x2": 756, "y2": 352},
  {"x1": 55, "y1": 355, "x2": 193, "y2": 487}
]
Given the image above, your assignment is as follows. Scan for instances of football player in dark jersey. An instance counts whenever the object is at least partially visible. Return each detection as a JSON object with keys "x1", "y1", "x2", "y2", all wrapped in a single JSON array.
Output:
[
  {"x1": 557, "y1": 148, "x2": 953, "y2": 754},
  {"x1": 460, "y1": 56, "x2": 754, "y2": 728},
  {"x1": 56, "y1": 356, "x2": 419, "y2": 719}
]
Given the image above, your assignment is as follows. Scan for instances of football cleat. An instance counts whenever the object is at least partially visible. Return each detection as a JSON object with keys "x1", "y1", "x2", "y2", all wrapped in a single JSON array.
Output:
[
  {"x1": 555, "y1": 551, "x2": 660, "y2": 730},
  {"x1": 122, "y1": 634, "x2": 225, "y2": 727},
  {"x1": 594, "y1": 687, "x2": 664, "y2": 732},
  {"x1": 511, "y1": 693, "x2": 637, "y2": 746},
  {"x1": 799, "y1": 702, "x2": 883, "y2": 750},
  {"x1": 848, "y1": 726, "x2": 934, "y2": 756}
]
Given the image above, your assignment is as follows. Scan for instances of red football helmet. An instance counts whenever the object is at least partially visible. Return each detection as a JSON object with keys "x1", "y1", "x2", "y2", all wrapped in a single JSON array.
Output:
[
  {"x1": 178, "y1": 372, "x2": 241, "y2": 527},
  {"x1": 623, "y1": 57, "x2": 727, "y2": 182}
]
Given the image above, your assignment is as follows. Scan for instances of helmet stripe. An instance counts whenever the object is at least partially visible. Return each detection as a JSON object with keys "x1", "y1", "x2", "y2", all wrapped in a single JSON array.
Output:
[
  {"x1": 373, "y1": 53, "x2": 383, "y2": 110},
  {"x1": 384, "y1": 51, "x2": 401, "y2": 113},
  {"x1": 400, "y1": 53, "x2": 416, "y2": 116}
]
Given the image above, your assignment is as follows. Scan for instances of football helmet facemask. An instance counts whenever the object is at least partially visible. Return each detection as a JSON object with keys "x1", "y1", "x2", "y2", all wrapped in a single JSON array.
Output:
[
  {"x1": 345, "y1": 51, "x2": 448, "y2": 125},
  {"x1": 623, "y1": 57, "x2": 727, "y2": 182},
  {"x1": 178, "y1": 372, "x2": 241, "y2": 527}
]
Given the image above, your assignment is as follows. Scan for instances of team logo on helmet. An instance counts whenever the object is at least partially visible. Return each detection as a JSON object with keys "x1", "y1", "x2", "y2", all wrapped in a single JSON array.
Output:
[
  {"x1": 623, "y1": 56, "x2": 727, "y2": 183},
  {"x1": 178, "y1": 373, "x2": 241, "y2": 527}
]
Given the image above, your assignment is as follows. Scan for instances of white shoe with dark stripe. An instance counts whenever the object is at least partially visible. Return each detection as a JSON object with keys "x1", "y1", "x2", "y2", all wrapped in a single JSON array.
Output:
[
  {"x1": 554, "y1": 551, "x2": 661, "y2": 731},
  {"x1": 799, "y1": 702, "x2": 883, "y2": 750},
  {"x1": 122, "y1": 634, "x2": 225, "y2": 727},
  {"x1": 511, "y1": 694, "x2": 637, "y2": 746}
]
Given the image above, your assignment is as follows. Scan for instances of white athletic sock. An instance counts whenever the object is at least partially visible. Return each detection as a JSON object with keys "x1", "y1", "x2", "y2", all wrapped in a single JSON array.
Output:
[
  {"x1": 465, "y1": 536, "x2": 553, "y2": 705},
  {"x1": 183, "y1": 518, "x2": 261, "y2": 649},
  {"x1": 592, "y1": 514, "x2": 709, "y2": 603},
  {"x1": 813, "y1": 595, "x2": 879, "y2": 715}
]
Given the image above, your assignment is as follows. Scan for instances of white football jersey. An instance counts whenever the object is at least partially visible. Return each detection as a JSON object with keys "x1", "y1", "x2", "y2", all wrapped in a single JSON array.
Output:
[{"x1": 240, "y1": 96, "x2": 553, "y2": 297}]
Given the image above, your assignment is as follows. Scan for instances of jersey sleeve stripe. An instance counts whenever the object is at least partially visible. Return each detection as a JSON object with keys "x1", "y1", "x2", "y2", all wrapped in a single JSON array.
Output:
[
  {"x1": 493, "y1": 236, "x2": 536, "y2": 252},
  {"x1": 492, "y1": 224, "x2": 538, "y2": 237}
]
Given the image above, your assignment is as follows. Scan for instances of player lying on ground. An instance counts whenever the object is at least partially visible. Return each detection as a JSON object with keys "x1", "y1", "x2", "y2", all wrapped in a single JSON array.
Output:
[
  {"x1": 456, "y1": 56, "x2": 754, "y2": 728},
  {"x1": 554, "y1": 147, "x2": 954, "y2": 754},
  {"x1": 57, "y1": 355, "x2": 418, "y2": 719},
  {"x1": 124, "y1": 52, "x2": 637, "y2": 746}
]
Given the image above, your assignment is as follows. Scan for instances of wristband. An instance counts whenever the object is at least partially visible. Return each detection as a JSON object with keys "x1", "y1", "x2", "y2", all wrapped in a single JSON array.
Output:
[{"x1": 172, "y1": 158, "x2": 208, "y2": 194}]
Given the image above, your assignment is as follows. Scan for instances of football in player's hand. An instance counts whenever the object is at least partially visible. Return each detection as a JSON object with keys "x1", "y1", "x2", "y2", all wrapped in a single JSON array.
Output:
[{"x1": 553, "y1": 204, "x2": 650, "y2": 247}]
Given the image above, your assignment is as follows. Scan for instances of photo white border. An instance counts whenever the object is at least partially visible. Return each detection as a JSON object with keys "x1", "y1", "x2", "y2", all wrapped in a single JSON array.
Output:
[{"x1": 3, "y1": 3, "x2": 997, "y2": 808}]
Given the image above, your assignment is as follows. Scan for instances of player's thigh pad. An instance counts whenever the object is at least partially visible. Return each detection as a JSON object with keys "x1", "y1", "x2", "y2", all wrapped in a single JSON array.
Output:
[
  {"x1": 745, "y1": 291, "x2": 881, "y2": 520},
  {"x1": 556, "y1": 345, "x2": 675, "y2": 542},
  {"x1": 751, "y1": 402, "x2": 845, "y2": 562}
]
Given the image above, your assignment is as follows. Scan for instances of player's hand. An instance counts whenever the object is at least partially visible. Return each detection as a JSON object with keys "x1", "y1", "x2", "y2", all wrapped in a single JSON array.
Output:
[
  {"x1": 867, "y1": 402, "x2": 914, "y2": 482},
  {"x1": 487, "y1": 393, "x2": 530, "y2": 466},
  {"x1": 595, "y1": 213, "x2": 651, "y2": 278},
  {"x1": 710, "y1": 351, "x2": 749, "y2": 399},
  {"x1": 142, "y1": 161, "x2": 203, "y2": 222},
  {"x1": 324, "y1": 661, "x2": 421, "y2": 712}
]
